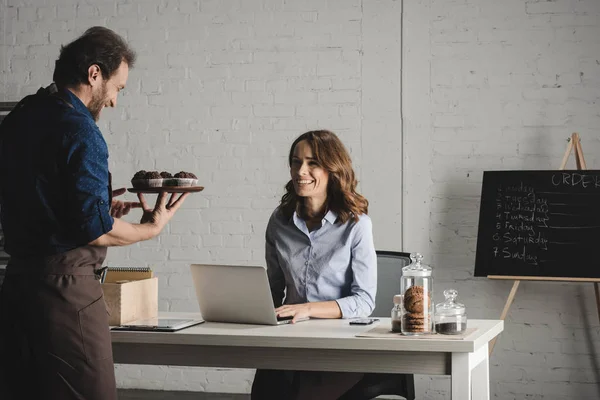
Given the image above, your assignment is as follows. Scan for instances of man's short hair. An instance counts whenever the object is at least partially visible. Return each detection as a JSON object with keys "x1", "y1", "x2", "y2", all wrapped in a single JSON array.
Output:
[{"x1": 52, "y1": 26, "x2": 136, "y2": 88}]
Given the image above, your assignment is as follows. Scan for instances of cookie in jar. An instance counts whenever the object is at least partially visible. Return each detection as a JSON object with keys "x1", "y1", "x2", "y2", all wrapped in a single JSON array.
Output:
[{"x1": 400, "y1": 253, "x2": 433, "y2": 335}]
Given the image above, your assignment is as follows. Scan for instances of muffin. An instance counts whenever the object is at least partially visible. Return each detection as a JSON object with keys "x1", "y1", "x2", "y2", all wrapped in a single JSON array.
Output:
[
  {"x1": 131, "y1": 170, "x2": 163, "y2": 188},
  {"x1": 160, "y1": 171, "x2": 178, "y2": 186},
  {"x1": 131, "y1": 170, "x2": 147, "y2": 188},
  {"x1": 173, "y1": 171, "x2": 198, "y2": 187}
]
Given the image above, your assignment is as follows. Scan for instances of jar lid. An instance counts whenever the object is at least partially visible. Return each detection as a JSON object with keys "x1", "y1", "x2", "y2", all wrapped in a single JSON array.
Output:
[
  {"x1": 393, "y1": 294, "x2": 403, "y2": 305},
  {"x1": 401, "y1": 253, "x2": 432, "y2": 277},
  {"x1": 435, "y1": 289, "x2": 466, "y2": 316}
]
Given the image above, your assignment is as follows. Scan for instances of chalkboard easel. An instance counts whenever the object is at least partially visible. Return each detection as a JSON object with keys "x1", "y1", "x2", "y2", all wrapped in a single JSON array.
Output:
[{"x1": 487, "y1": 133, "x2": 600, "y2": 354}]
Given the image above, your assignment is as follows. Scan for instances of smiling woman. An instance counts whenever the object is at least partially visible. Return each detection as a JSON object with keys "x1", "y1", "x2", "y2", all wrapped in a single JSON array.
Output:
[
  {"x1": 251, "y1": 130, "x2": 377, "y2": 400},
  {"x1": 280, "y1": 130, "x2": 369, "y2": 227}
]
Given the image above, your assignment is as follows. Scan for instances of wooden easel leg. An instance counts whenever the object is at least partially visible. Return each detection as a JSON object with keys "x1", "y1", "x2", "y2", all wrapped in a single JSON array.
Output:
[
  {"x1": 559, "y1": 137, "x2": 574, "y2": 170},
  {"x1": 489, "y1": 280, "x2": 520, "y2": 355},
  {"x1": 594, "y1": 284, "x2": 600, "y2": 324},
  {"x1": 571, "y1": 134, "x2": 598, "y2": 321},
  {"x1": 573, "y1": 133, "x2": 588, "y2": 169}
]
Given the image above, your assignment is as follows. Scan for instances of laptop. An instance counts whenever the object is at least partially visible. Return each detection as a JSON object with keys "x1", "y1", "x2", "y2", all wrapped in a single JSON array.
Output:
[
  {"x1": 111, "y1": 317, "x2": 204, "y2": 332},
  {"x1": 190, "y1": 264, "x2": 304, "y2": 325}
]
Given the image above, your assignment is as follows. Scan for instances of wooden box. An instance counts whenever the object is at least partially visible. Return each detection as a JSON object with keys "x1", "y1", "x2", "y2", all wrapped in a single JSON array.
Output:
[{"x1": 101, "y1": 277, "x2": 158, "y2": 326}]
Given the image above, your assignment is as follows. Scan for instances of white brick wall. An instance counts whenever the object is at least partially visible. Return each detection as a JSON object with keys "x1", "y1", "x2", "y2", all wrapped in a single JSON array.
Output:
[
  {"x1": 3, "y1": 0, "x2": 600, "y2": 398},
  {"x1": 1, "y1": 0, "x2": 402, "y2": 396},
  {"x1": 404, "y1": 0, "x2": 600, "y2": 399}
]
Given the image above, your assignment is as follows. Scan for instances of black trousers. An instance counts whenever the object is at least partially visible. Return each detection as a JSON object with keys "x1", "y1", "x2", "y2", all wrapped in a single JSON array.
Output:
[
  {"x1": 252, "y1": 369, "x2": 363, "y2": 400},
  {"x1": 0, "y1": 246, "x2": 117, "y2": 400}
]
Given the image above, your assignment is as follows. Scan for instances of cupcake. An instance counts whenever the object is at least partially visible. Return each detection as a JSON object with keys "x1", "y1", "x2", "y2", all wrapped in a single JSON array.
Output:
[
  {"x1": 131, "y1": 170, "x2": 163, "y2": 188},
  {"x1": 131, "y1": 170, "x2": 147, "y2": 188},
  {"x1": 160, "y1": 171, "x2": 178, "y2": 186},
  {"x1": 174, "y1": 171, "x2": 198, "y2": 187}
]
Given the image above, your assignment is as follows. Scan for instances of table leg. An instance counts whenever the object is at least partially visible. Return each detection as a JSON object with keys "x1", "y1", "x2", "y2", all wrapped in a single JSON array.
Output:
[
  {"x1": 452, "y1": 344, "x2": 490, "y2": 400},
  {"x1": 451, "y1": 352, "x2": 471, "y2": 400},
  {"x1": 471, "y1": 344, "x2": 490, "y2": 400}
]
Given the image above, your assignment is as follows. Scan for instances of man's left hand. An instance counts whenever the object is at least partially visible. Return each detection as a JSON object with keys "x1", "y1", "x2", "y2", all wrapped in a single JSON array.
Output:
[{"x1": 110, "y1": 188, "x2": 142, "y2": 218}]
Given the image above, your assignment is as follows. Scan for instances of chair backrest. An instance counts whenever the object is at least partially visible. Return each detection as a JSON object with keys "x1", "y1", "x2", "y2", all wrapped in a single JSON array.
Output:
[{"x1": 371, "y1": 251, "x2": 412, "y2": 318}]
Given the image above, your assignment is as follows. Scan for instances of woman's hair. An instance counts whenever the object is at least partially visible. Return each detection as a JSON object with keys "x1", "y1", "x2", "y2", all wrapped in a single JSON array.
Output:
[
  {"x1": 53, "y1": 26, "x2": 136, "y2": 88},
  {"x1": 279, "y1": 130, "x2": 368, "y2": 223}
]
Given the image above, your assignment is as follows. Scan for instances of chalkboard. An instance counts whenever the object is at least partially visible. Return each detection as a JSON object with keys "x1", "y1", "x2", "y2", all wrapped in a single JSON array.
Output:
[{"x1": 475, "y1": 170, "x2": 600, "y2": 279}]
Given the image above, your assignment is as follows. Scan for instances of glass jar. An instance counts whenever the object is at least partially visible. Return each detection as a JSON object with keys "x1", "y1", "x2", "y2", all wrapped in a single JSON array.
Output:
[
  {"x1": 401, "y1": 253, "x2": 433, "y2": 336},
  {"x1": 435, "y1": 289, "x2": 467, "y2": 335},
  {"x1": 391, "y1": 294, "x2": 403, "y2": 333}
]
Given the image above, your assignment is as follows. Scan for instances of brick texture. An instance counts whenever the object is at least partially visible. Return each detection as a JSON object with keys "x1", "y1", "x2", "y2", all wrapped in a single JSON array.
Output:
[
  {"x1": 3, "y1": 0, "x2": 600, "y2": 398},
  {"x1": 404, "y1": 0, "x2": 600, "y2": 399},
  {"x1": 0, "y1": 0, "x2": 401, "y2": 396}
]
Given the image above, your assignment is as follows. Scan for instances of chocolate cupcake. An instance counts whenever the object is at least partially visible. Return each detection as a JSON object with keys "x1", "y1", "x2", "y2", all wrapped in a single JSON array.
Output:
[
  {"x1": 174, "y1": 171, "x2": 197, "y2": 179},
  {"x1": 146, "y1": 171, "x2": 161, "y2": 179},
  {"x1": 131, "y1": 170, "x2": 163, "y2": 188},
  {"x1": 160, "y1": 171, "x2": 177, "y2": 186},
  {"x1": 174, "y1": 171, "x2": 198, "y2": 187},
  {"x1": 144, "y1": 171, "x2": 163, "y2": 187},
  {"x1": 133, "y1": 170, "x2": 147, "y2": 179},
  {"x1": 131, "y1": 170, "x2": 148, "y2": 188}
]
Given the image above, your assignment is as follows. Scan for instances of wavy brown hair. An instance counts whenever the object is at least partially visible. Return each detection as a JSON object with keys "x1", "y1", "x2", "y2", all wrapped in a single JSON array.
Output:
[{"x1": 279, "y1": 130, "x2": 368, "y2": 224}]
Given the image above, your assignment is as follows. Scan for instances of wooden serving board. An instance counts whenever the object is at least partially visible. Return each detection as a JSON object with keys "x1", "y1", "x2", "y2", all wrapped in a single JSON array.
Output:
[{"x1": 127, "y1": 186, "x2": 204, "y2": 194}]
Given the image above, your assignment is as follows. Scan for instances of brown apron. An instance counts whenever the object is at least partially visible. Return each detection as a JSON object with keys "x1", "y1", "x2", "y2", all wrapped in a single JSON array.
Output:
[{"x1": 0, "y1": 245, "x2": 117, "y2": 400}]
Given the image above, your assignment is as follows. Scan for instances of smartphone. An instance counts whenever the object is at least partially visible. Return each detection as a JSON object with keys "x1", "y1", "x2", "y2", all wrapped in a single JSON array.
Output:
[{"x1": 349, "y1": 318, "x2": 379, "y2": 326}]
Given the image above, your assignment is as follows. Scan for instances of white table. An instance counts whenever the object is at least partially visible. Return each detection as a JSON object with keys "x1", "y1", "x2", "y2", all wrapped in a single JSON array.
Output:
[{"x1": 111, "y1": 313, "x2": 503, "y2": 400}]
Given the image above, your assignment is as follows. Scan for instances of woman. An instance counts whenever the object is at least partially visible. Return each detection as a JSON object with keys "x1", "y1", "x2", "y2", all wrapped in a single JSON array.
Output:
[{"x1": 251, "y1": 130, "x2": 377, "y2": 400}]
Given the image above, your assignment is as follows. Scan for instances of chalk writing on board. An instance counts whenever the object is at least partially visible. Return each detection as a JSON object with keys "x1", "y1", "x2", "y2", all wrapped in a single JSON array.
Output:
[
  {"x1": 475, "y1": 170, "x2": 600, "y2": 279},
  {"x1": 551, "y1": 172, "x2": 600, "y2": 188},
  {"x1": 490, "y1": 181, "x2": 551, "y2": 267}
]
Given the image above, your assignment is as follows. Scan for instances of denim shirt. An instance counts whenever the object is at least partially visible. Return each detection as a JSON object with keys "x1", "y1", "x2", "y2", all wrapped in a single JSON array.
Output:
[
  {"x1": 0, "y1": 85, "x2": 113, "y2": 258},
  {"x1": 265, "y1": 207, "x2": 377, "y2": 318}
]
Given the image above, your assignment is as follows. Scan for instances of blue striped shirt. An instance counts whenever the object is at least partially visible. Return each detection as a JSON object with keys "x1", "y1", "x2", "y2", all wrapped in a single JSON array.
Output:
[{"x1": 265, "y1": 207, "x2": 377, "y2": 318}]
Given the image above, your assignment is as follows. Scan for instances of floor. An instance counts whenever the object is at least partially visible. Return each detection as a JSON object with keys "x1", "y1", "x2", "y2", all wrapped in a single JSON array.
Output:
[
  {"x1": 118, "y1": 390, "x2": 404, "y2": 399},
  {"x1": 118, "y1": 390, "x2": 249, "y2": 399}
]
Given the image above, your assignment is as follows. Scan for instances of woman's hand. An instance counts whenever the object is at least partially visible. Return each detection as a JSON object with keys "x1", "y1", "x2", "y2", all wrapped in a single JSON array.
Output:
[
  {"x1": 275, "y1": 303, "x2": 312, "y2": 324},
  {"x1": 276, "y1": 301, "x2": 343, "y2": 322}
]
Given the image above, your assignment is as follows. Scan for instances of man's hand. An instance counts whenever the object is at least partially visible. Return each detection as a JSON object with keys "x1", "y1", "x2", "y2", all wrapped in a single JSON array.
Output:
[
  {"x1": 137, "y1": 191, "x2": 189, "y2": 233},
  {"x1": 275, "y1": 303, "x2": 312, "y2": 324},
  {"x1": 110, "y1": 188, "x2": 142, "y2": 218}
]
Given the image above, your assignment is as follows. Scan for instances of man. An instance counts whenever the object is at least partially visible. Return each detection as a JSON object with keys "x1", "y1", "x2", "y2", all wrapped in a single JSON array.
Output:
[{"x1": 0, "y1": 27, "x2": 187, "y2": 399}]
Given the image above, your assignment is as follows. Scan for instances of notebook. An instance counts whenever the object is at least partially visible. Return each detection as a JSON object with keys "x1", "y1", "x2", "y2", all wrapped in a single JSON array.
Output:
[
  {"x1": 101, "y1": 266, "x2": 154, "y2": 283},
  {"x1": 111, "y1": 317, "x2": 204, "y2": 332}
]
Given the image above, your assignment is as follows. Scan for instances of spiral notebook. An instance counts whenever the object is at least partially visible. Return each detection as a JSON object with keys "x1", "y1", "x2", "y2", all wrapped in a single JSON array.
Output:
[{"x1": 102, "y1": 266, "x2": 154, "y2": 283}]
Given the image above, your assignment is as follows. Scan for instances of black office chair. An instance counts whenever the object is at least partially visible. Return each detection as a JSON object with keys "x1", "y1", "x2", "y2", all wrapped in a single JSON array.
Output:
[{"x1": 339, "y1": 251, "x2": 416, "y2": 400}]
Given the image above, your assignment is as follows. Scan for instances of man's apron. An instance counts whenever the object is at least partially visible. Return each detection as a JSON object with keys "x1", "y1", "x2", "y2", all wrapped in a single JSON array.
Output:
[{"x1": 0, "y1": 245, "x2": 117, "y2": 400}]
